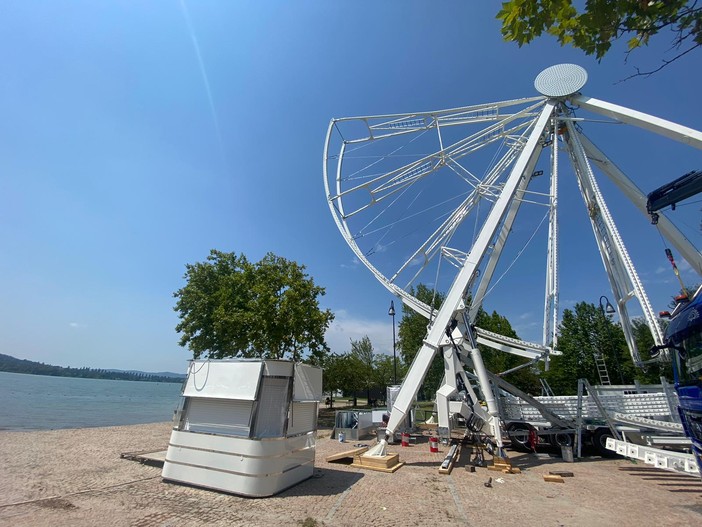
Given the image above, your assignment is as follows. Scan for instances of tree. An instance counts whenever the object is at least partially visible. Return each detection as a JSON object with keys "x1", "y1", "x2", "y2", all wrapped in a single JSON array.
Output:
[
  {"x1": 475, "y1": 310, "x2": 541, "y2": 394},
  {"x1": 336, "y1": 353, "x2": 366, "y2": 406},
  {"x1": 546, "y1": 301, "x2": 631, "y2": 394},
  {"x1": 173, "y1": 250, "x2": 334, "y2": 361},
  {"x1": 631, "y1": 317, "x2": 674, "y2": 383},
  {"x1": 497, "y1": 1, "x2": 702, "y2": 74},
  {"x1": 397, "y1": 285, "x2": 446, "y2": 400},
  {"x1": 321, "y1": 353, "x2": 345, "y2": 405},
  {"x1": 322, "y1": 342, "x2": 398, "y2": 408},
  {"x1": 373, "y1": 354, "x2": 398, "y2": 395},
  {"x1": 350, "y1": 336, "x2": 376, "y2": 403}
]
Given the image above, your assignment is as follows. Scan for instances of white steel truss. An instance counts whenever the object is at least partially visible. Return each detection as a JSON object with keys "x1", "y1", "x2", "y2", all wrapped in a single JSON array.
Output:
[{"x1": 323, "y1": 65, "x2": 702, "y2": 443}]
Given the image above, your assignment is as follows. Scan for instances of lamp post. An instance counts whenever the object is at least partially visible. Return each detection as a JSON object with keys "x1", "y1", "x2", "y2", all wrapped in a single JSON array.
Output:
[
  {"x1": 388, "y1": 300, "x2": 397, "y2": 384},
  {"x1": 599, "y1": 296, "x2": 616, "y2": 318}
]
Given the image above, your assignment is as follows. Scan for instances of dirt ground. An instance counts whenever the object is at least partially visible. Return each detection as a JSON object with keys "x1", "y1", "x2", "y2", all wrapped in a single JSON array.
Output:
[{"x1": 0, "y1": 422, "x2": 700, "y2": 527}]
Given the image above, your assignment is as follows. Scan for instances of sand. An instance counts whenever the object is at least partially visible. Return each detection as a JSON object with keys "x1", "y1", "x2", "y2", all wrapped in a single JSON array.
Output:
[{"x1": 0, "y1": 423, "x2": 700, "y2": 526}]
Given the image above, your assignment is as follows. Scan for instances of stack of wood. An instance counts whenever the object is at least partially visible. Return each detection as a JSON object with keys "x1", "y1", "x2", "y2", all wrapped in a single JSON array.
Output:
[{"x1": 488, "y1": 456, "x2": 521, "y2": 474}]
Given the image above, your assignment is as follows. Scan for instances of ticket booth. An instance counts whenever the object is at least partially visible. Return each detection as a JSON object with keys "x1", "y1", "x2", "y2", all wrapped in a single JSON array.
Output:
[{"x1": 162, "y1": 359, "x2": 322, "y2": 497}]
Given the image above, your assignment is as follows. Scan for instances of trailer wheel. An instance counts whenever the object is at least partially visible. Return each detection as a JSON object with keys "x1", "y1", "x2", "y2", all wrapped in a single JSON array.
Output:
[
  {"x1": 507, "y1": 422, "x2": 536, "y2": 453},
  {"x1": 549, "y1": 431, "x2": 574, "y2": 448},
  {"x1": 593, "y1": 428, "x2": 618, "y2": 458}
]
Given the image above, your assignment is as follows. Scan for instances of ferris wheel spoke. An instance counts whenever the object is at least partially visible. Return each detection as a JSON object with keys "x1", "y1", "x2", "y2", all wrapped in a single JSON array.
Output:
[
  {"x1": 323, "y1": 76, "x2": 588, "y2": 318},
  {"x1": 388, "y1": 140, "x2": 530, "y2": 291},
  {"x1": 324, "y1": 100, "x2": 548, "y2": 311},
  {"x1": 335, "y1": 96, "x2": 546, "y2": 144},
  {"x1": 331, "y1": 115, "x2": 541, "y2": 221}
]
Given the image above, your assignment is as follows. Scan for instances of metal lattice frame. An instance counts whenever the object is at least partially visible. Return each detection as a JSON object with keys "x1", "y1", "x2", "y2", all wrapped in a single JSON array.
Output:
[{"x1": 323, "y1": 64, "x2": 702, "y2": 444}]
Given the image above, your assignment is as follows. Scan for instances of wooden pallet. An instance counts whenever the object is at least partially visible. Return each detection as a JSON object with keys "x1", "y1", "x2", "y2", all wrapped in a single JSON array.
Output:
[
  {"x1": 328, "y1": 447, "x2": 404, "y2": 472},
  {"x1": 351, "y1": 453, "x2": 404, "y2": 473}
]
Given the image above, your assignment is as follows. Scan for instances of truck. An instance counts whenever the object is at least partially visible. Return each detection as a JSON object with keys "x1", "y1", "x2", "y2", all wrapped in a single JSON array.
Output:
[{"x1": 602, "y1": 171, "x2": 702, "y2": 475}]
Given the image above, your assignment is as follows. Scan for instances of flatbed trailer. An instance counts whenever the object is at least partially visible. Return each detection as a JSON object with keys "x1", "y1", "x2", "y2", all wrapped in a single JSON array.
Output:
[{"x1": 498, "y1": 380, "x2": 689, "y2": 458}]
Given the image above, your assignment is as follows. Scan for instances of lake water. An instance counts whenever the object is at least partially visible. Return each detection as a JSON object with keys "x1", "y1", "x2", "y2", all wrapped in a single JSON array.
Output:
[{"x1": 0, "y1": 371, "x2": 184, "y2": 431}]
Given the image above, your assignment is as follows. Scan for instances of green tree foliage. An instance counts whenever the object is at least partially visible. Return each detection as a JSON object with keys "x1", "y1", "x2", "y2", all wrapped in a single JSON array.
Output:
[
  {"x1": 351, "y1": 336, "x2": 376, "y2": 403},
  {"x1": 397, "y1": 284, "x2": 538, "y2": 398},
  {"x1": 397, "y1": 285, "x2": 446, "y2": 400},
  {"x1": 321, "y1": 353, "x2": 345, "y2": 401},
  {"x1": 373, "y1": 354, "x2": 397, "y2": 390},
  {"x1": 329, "y1": 351, "x2": 366, "y2": 407},
  {"x1": 497, "y1": 1, "x2": 701, "y2": 72},
  {"x1": 547, "y1": 305, "x2": 678, "y2": 392},
  {"x1": 631, "y1": 317, "x2": 674, "y2": 383},
  {"x1": 173, "y1": 250, "x2": 334, "y2": 361},
  {"x1": 0, "y1": 353, "x2": 183, "y2": 383},
  {"x1": 325, "y1": 337, "x2": 403, "y2": 406},
  {"x1": 474, "y1": 310, "x2": 541, "y2": 394},
  {"x1": 545, "y1": 301, "x2": 633, "y2": 393}
]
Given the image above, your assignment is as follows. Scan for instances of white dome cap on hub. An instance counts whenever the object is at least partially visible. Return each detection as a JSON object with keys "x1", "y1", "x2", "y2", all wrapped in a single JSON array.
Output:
[{"x1": 534, "y1": 64, "x2": 588, "y2": 97}]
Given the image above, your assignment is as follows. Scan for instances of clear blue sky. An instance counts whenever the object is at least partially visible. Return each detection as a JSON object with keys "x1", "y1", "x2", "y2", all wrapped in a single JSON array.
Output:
[{"x1": 1, "y1": 1, "x2": 700, "y2": 373}]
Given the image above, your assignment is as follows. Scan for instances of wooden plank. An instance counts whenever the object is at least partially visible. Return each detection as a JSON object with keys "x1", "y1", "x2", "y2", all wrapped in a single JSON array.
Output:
[
  {"x1": 549, "y1": 470, "x2": 574, "y2": 478},
  {"x1": 543, "y1": 474, "x2": 565, "y2": 483},
  {"x1": 120, "y1": 450, "x2": 167, "y2": 466},
  {"x1": 325, "y1": 446, "x2": 368, "y2": 463},
  {"x1": 350, "y1": 461, "x2": 405, "y2": 473},
  {"x1": 489, "y1": 455, "x2": 512, "y2": 472},
  {"x1": 439, "y1": 444, "x2": 460, "y2": 475}
]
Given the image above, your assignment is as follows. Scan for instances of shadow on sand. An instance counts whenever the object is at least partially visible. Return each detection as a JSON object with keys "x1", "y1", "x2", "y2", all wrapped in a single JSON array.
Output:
[
  {"x1": 617, "y1": 465, "x2": 702, "y2": 495},
  {"x1": 281, "y1": 467, "x2": 364, "y2": 497}
]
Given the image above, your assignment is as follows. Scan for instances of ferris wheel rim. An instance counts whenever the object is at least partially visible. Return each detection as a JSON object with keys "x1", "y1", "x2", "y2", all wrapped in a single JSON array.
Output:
[{"x1": 323, "y1": 96, "x2": 551, "y2": 319}]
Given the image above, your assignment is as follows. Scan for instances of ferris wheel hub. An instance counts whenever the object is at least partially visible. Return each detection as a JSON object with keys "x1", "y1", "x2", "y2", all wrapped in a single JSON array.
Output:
[{"x1": 534, "y1": 64, "x2": 588, "y2": 97}]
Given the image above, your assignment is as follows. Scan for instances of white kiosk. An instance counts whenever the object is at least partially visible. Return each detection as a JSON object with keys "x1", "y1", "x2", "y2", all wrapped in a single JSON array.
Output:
[{"x1": 162, "y1": 359, "x2": 322, "y2": 497}]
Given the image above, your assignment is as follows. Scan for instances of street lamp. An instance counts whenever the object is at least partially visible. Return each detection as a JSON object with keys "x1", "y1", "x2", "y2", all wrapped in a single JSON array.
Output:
[
  {"x1": 388, "y1": 300, "x2": 397, "y2": 384},
  {"x1": 599, "y1": 296, "x2": 616, "y2": 318}
]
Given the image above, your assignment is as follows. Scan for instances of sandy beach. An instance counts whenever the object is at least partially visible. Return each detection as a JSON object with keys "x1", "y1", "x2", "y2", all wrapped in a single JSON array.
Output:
[{"x1": 0, "y1": 422, "x2": 700, "y2": 526}]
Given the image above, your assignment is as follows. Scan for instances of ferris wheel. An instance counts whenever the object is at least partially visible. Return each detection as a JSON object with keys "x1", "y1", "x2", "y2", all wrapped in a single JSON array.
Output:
[{"x1": 323, "y1": 64, "x2": 702, "y2": 371}]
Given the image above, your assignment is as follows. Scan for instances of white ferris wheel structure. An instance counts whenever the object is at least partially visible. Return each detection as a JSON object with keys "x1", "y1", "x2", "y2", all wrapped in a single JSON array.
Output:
[{"x1": 323, "y1": 64, "x2": 702, "y2": 445}]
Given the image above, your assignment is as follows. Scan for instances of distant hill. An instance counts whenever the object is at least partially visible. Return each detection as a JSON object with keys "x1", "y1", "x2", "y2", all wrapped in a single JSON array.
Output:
[
  {"x1": 106, "y1": 368, "x2": 186, "y2": 379},
  {"x1": 0, "y1": 353, "x2": 185, "y2": 383}
]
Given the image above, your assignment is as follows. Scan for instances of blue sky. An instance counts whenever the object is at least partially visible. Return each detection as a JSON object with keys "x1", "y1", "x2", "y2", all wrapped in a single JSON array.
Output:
[{"x1": 1, "y1": 1, "x2": 700, "y2": 374}]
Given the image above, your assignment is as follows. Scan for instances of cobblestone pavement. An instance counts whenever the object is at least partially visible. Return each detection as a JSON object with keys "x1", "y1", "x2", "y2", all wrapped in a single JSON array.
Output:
[{"x1": 1, "y1": 423, "x2": 701, "y2": 526}]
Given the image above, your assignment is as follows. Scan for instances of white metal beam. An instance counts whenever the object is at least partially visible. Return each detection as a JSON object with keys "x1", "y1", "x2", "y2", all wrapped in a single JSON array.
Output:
[
  {"x1": 571, "y1": 95, "x2": 702, "y2": 150},
  {"x1": 564, "y1": 120, "x2": 664, "y2": 363},
  {"x1": 384, "y1": 102, "x2": 556, "y2": 438},
  {"x1": 467, "y1": 142, "x2": 544, "y2": 323},
  {"x1": 543, "y1": 120, "x2": 560, "y2": 353},
  {"x1": 579, "y1": 132, "x2": 702, "y2": 276}
]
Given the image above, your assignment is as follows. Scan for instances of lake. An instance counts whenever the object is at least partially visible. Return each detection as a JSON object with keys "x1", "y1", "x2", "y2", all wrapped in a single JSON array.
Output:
[{"x1": 0, "y1": 371, "x2": 184, "y2": 431}]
